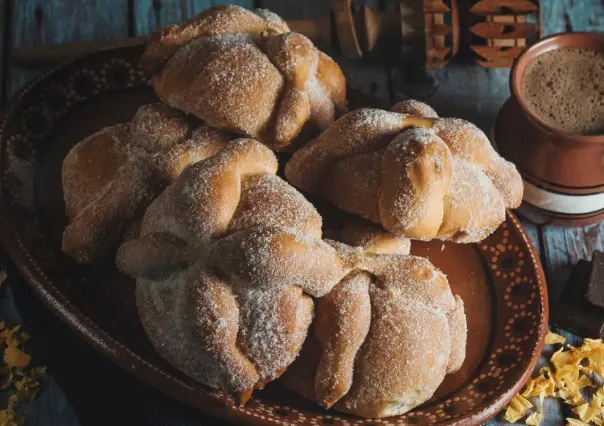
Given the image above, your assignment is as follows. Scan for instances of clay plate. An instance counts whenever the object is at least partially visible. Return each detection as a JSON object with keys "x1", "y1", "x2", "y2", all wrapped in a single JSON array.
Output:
[{"x1": 0, "y1": 45, "x2": 548, "y2": 425}]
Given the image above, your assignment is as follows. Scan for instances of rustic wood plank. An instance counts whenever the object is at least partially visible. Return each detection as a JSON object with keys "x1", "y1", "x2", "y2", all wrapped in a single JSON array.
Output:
[
  {"x1": 133, "y1": 0, "x2": 254, "y2": 37},
  {"x1": 519, "y1": 217, "x2": 541, "y2": 257},
  {"x1": 8, "y1": 0, "x2": 128, "y2": 95},
  {"x1": 542, "y1": 0, "x2": 603, "y2": 34},
  {"x1": 0, "y1": 0, "x2": 7, "y2": 106}
]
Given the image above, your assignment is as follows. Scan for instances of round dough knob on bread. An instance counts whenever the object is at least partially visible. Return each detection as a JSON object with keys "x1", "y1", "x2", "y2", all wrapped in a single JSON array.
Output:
[{"x1": 285, "y1": 99, "x2": 523, "y2": 243}]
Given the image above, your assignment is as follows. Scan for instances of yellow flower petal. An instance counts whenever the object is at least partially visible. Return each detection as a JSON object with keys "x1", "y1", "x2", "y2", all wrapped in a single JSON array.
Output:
[
  {"x1": 526, "y1": 411, "x2": 544, "y2": 426},
  {"x1": 545, "y1": 331, "x2": 567, "y2": 345},
  {"x1": 3, "y1": 347, "x2": 30, "y2": 369},
  {"x1": 509, "y1": 394, "x2": 533, "y2": 412},
  {"x1": 504, "y1": 407, "x2": 525, "y2": 423}
]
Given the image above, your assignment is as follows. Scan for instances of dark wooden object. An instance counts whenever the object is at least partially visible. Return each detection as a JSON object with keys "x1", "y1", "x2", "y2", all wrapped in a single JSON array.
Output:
[
  {"x1": 553, "y1": 260, "x2": 604, "y2": 339},
  {"x1": 0, "y1": 1, "x2": 602, "y2": 425},
  {"x1": 0, "y1": 0, "x2": 6, "y2": 104},
  {"x1": 424, "y1": 0, "x2": 459, "y2": 68},
  {"x1": 6, "y1": 0, "x2": 539, "y2": 70},
  {"x1": 466, "y1": 0, "x2": 541, "y2": 67},
  {"x1": 587, "y1": 251, "x2": 604, "y2": 307}
]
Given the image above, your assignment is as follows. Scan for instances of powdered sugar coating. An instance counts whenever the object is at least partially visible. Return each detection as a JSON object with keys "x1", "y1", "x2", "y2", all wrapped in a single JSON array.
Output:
[
  {"x1": 252, "y1": 8, "x2": 290, "y2": 31},
  {"x1": 439, "y1": 158, "x2": 505, "y2": 243},
  {"x1": 117, "y1": 136, "x2": 466, "y2": 414},
  {"x1": 285, "y1": 108, "x2": 410, "y2": 192},
  {"x1": 228, "y1": 173, "x2": 322, "y2": 238},
  {"x1": 158, "y1": 33, "x2": 283, "y2": 139},
  {"x1": 283, "y1": 254, "x2": 464, "y2": 418},
  {"x1": 140, "y1": 5, "x2": 289, "y2": 73},
  {"x1": 390, "y1": 99, "x2": 438, "y2": 118},
  {"x1": 286, "y1": 99, "x2": 523, "y2": 243},
  {"x1": 117, "y1": 138, "x2": 350, "y2": 401},
  {"x1": 144, "y1": 5, "x2": 346, "y2": 151},
  {"x1": 61, "y1": 103, "x2": 223, "y2": 263}
]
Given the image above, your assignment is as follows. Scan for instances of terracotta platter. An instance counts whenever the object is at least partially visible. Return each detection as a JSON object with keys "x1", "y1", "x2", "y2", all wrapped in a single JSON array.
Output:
[{"x1": 0, "y1": 45, "x2": 548, "y2": 426}]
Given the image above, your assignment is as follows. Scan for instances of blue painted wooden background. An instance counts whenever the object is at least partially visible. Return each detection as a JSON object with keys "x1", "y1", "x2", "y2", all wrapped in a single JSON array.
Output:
[{"x1": 0, "y1": 0, "x2": 603, "y2": 424}]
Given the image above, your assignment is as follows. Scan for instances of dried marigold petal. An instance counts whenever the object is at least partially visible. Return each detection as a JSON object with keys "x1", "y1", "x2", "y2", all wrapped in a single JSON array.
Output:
[
  {"x1": 504, "y1": 395, "x2": 533, "y2": 423},
  {"x1": 0, "y1": 318, "x2": 45, "y2": 426},
  {"x1": 0, "y1": 369, "x2": 15, "y2": 391},
  {"x1": 586, "y1": 346, "x2": 604, "y2": 377},
  {"x1": 574, "y1": 400, "x2": 600, "y2": 423},
  {"x1": 576, "y1": 375, "x2": 593, "y2": 389},
  {"x1": 509, "y1": 394, "x2": 533, "y2": 412},
  {"x1": 545, "y1": 331, "x2": 566, "y2": 345},
  {"x1": 552, "y1": 348, "x2": 582, "y2": 370},
  {"x1": 592, "y1": 417, "x2": 604, "y2": 426},
  {"x1": 0, "y1": 408, "x2": 23, "y2": 426},
  {"x1": 3, "y1": 347, "x2": 30, "y2": 369},
  {"x1": 504, "y1": 406, "x2": 525, "y2": 423},
  {"x1": 526, "y1": 411, "x2": 544, "y2": 426},
  {"x1": 522, "y1": 378, "x2": 537, "y2": 397}
]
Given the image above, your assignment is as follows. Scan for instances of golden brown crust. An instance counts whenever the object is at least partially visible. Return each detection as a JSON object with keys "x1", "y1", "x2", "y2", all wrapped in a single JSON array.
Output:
[
  {"x1": 140, "y1": 5, "x2": 289, "y2": 74},
  {"x1": 141, "y1": 5, "x2": 346, "y2": 151},
  {"x1": 447, "y1": 296, "x2": 468, "y2": 373},
  {"x1": 314, "y1": 272, "x2": 371, "y2": 408},
  {"x1": 322, "y1": 151, "x2": 383, "y2": 223},
  {"x1": 116, "y1": 136, "x2": 465, "y2": 414},
  {"x1": 61, "y1": 103, "x2": 237, "y2": 263},
  {"x1": 324, "y1": 212, "x2": 411, "y2": 256},
  {"x1": 379, "y1": 129, "x2": 453, "y2": 239},
  {"x1": 285, "y1": 99, "x2": 523, "y2": 243},
  {"x1": 117, "y1": 139, "x2": 351, "y2": 403},
  {"x1": 282, "y1": 255, "x2": 466, "y2": 418}
]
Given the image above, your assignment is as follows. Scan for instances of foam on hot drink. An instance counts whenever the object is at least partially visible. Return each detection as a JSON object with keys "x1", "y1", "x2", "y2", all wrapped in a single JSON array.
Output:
[{"x1": 522, "y1": 48, "x2": 604, "y2": 135}]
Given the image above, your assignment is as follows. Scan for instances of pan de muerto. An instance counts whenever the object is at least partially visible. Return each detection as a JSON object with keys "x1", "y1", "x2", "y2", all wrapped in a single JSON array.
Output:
[
  {"x1": 285, "y1": 99, "x2": 523, "y2": 243},
  {"x1": 116, "y1": 138, "x2": 352, "y2": 404},
  {"x1": 281, "y1": 239, "x2": 466, "y2": 418},
  {"x1": 115, "y1": 137, "x2": 466, "y2": 414},
  {"x1": 140, "y1": 5, "x2": 346, "y2": 151},
  {"x1": 61, "y1": 103, "x2": 236, "y2": 262}
]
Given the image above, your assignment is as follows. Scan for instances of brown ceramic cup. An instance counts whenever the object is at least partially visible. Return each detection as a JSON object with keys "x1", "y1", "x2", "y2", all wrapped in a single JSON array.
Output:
[{"x1": 494, "y1": 32, "x2": 604, "y2": 226}]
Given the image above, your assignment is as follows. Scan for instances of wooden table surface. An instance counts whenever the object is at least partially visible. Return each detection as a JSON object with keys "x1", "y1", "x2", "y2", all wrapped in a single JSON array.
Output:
[{"x1": 0, "y1": 0, "x2": 602, "y2": 425}]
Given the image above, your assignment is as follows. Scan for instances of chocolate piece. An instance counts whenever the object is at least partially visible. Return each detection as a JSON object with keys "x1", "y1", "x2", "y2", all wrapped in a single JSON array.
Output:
[
  {"x1": 553, "y1": 260, "x2": 604, "y2": 339},
  {"x1": 586, "y1": 250, "x2": 604, "y2": 308}
]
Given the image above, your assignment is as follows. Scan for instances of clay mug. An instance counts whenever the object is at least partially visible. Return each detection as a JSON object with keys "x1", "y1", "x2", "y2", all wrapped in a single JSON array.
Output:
[{"x1": 494, "y1": 32, "x2": 604, "y2": 226}]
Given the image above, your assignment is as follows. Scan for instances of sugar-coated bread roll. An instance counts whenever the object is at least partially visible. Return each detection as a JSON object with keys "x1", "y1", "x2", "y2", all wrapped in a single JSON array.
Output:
[
  {"x1": 140, "y1": 5, "x2": 346, "y2": 151},
  {"x1": 282, "y1": 251, "x2": 467, "y2": 418},
  {"x1": 115, "y1": 138, "x2": 466, "y2": 414},
  {"x1": 116, "y1": 139, "x2": 351, "y2": 404},
  {"x1": 285, "y1": 99, "x2": 523, "y2": 243},
  {"x1": 61, "y1": 103, "x2": 237, "y2": 263}
]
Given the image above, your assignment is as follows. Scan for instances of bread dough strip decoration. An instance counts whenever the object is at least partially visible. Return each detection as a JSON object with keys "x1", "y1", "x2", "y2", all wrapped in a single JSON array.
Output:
[
  {"x1": 140, "y1": 5, "x2": 347, "y2": 152},
  {"x1": 61, "y1": 103, "x2": 245, "y2": 263},
  {"x1": 286, "y1": 99, "x2": 523, "y2": 243},
  {"x1": 116, "y1": 138, "x2": 467, "y2": 417}
]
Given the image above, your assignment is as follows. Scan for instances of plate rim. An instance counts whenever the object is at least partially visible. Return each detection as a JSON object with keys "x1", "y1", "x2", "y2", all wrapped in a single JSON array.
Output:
[{"x1": 0, "y1": 48, "x2": 549, "y2": 426}]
